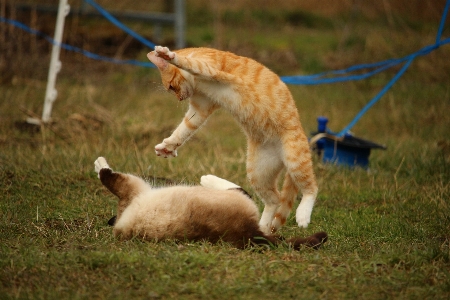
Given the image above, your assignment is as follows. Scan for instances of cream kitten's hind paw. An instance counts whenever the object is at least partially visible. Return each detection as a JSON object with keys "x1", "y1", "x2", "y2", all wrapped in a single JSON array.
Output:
[
  {"x1": 154, "y1": 46, "x2": 175, "y2": 61},
  {"x1": 200, "y1": 175, "x2": 240, "y2": 190},
  {"x1": 94, "y1": 157, "x2": 110, "y2": 178}
]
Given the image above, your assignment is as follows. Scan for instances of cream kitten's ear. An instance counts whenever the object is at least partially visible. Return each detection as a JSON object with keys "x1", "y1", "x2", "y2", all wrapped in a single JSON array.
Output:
[{"x1": 147, "y1": 51, "x2": 168, "y2": 70}]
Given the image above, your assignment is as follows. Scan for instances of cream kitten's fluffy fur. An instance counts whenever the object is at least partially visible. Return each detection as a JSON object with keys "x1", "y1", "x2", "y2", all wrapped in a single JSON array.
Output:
[{"x1": 95, "y1": 157, "x2": 327, "y2": 250}]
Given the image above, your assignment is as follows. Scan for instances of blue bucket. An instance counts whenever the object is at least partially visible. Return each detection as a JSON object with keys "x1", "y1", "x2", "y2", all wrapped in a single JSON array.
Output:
[{"x1": 312, "y1": 117, "x2": 386, "y2": 169}]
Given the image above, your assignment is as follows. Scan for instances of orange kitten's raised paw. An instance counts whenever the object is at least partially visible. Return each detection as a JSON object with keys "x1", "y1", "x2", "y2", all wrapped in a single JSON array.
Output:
[
  {"x1": 154, "y1": 46, "x2": 176, "y2": 61},
  {"x1": 155, "y1": 141, "x2": 178, "y2": 158}
]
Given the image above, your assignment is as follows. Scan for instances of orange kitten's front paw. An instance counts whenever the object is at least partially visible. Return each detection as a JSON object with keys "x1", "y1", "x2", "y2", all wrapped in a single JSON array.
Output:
[
  {"x1": 154, "y1": 46, "x2": 175, "y2": 61},
  {"x1": 155, "y1": 142, "x2": 178, "y2": 158}
]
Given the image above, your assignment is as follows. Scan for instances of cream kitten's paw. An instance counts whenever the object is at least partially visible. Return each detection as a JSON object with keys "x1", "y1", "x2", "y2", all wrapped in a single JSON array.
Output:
[
  {"x1": 200, "y1": 175, "x2": 240, "y2": 190},
  {"x1": 154, "y1": 46, "x2": 175, "y2": 61},
  {"x1": 155, "y1": 141, "x2": 178, "y2": 158},
  {"x1": 94, "y1": 157, "x2": 110, "y2": 178}
]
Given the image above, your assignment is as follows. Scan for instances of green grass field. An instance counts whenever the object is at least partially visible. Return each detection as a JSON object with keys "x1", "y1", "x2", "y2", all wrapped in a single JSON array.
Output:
[{"x1": 1, "y1": 1, "x2": 450, "y2": 299}]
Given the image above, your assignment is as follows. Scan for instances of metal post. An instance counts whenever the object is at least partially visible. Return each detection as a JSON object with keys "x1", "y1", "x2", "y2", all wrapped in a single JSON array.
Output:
[
  {"x1": 174, "y1": 0, "x2": 185, "y2": 49},
  {"x1": 30, "y1": 0, "x2": 70, "y2": 124}
]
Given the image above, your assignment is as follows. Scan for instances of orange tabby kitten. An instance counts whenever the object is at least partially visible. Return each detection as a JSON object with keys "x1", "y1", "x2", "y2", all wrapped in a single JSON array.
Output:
[
  {"x1": 147, "y1": 46, "x2": 318, "y2": 234},
  {"x1": 95, "y1": 157, "x2": 327, "y2": 249}
]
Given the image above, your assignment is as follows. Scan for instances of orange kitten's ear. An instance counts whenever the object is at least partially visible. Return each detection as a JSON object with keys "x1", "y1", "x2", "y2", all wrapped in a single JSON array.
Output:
[{"x1": 147, "y1": 51, "x2": 168, "y2": 70}]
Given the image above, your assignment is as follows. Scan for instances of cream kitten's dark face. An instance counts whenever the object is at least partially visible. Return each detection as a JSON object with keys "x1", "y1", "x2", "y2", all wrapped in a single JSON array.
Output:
[{"x1": 147, "y1": 51, "x2": 194, "y2": 101}]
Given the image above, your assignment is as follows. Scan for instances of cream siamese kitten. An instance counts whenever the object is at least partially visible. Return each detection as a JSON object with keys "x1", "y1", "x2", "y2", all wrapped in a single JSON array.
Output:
[{"x1": 95, "y1": 157, "x2": 327, "y2": 250}]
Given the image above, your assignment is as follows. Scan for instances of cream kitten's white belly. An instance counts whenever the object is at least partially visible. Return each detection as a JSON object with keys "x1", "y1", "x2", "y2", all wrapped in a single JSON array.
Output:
[{"x1": 114, "y1": 187, "x2": 189, "y2": 238}]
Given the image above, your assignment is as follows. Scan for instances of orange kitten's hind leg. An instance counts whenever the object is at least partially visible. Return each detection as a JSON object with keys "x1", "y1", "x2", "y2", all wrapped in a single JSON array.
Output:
[
  {"x1": 246, "y1": 141, "x2": 284, "y2": 235},
  {"x1": 273, "y1": 133, "x2": 318, "y2": 231},
  {"x1": 295, "y1": 194, "x2": 317, "y2": 228}
]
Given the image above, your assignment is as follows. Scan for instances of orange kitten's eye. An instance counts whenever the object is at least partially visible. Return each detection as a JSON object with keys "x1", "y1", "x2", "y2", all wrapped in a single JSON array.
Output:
[{"x1": 168, "y1": 85, "x2": 175, "y2": 92}]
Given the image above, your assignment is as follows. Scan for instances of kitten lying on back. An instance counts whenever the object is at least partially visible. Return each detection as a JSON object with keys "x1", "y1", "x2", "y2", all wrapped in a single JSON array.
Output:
[{"x1": 95, "y1": 157, "x2": 327, "y2": 250}]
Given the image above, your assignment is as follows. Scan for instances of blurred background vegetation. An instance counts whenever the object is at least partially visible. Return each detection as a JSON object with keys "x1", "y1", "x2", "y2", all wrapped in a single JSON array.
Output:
[
  {"x1": 1, "y1": 0, "x2": 449, "y2": 159},
  {"x1": 2, "y1": 0, "x2": 449, "y2": 79}
]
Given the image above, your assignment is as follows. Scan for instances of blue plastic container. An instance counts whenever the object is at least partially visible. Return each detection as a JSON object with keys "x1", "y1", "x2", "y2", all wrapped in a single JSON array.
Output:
[{"x1": 313, "y1": 117, "x2": 386, "y2": 169}]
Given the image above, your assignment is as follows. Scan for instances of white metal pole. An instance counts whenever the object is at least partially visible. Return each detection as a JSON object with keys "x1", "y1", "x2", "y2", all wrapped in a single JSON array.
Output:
[{"x1": 38, "y1": 0, "x2": 70, "y2": 124}]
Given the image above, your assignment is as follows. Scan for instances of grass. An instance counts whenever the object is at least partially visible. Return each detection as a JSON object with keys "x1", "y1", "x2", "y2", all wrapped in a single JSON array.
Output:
[{"x1": 1, "y1": 1, "x2": 450, "y2": 299}]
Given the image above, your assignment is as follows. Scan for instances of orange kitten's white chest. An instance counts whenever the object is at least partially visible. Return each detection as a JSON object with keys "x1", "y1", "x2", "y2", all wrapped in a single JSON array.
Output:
[
  {"x1": 196, "y1": 80, "x2": 241, "y2": 109},
  {"x1": 194, "y1": 80, "x2": 278, "y2": 140}
]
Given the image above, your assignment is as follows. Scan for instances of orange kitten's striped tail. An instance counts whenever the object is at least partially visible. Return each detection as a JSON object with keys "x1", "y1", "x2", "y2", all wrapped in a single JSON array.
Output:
[{"x1": 271, "y1": 173, "x2": 299, "y2": 232}]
